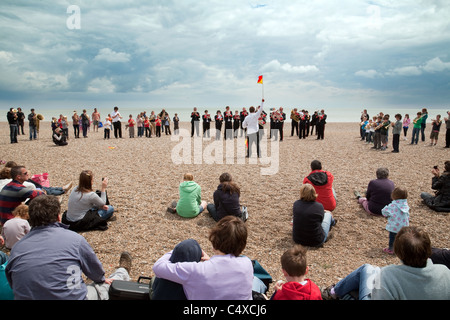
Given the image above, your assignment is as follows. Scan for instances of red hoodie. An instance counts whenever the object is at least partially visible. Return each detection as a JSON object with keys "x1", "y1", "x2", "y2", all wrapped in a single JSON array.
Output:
[
  {"x1": 303, "y1": 170, "x2": 336, "y2": 211},
  {"x1": 271, "y1": 280, "x2": 322, "y2": 300}
]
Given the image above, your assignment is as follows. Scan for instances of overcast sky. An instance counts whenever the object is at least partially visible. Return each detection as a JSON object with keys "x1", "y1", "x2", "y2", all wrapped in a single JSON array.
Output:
[{"x1": 1, "y1": 0, "x2": 449, "y2": 113}]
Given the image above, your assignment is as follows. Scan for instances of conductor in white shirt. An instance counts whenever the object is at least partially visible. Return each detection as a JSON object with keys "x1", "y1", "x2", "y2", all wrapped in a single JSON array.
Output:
[{"x1": 242, "y1": 99, "x2": 264, "y2": 158}]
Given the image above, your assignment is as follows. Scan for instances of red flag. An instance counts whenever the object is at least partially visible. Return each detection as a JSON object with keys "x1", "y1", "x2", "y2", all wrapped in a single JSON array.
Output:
[{"x1": 257, "y1": 75, "x2": 263, "y2": 84}]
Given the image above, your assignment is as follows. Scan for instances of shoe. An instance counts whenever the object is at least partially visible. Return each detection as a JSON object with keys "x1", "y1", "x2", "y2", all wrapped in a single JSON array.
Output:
[
  {"x1": 321, "y1": 285, "x2": 338, "y2": 300},
  {"x1": 383, "y1": 247, "x2": 394, "y2": 255},
  {"x1": 241, "y1": 206, "x2": 248, "y2": 222},
  {"x1": 167, "y1": 207, "x2": 176, "y2": 214},
  {"x1": 118, "y1": 251, "x2": 132, "y2": 274},
  {"x1": 354, "y1": 190, "x2": 361, "y2": 199},
  {"x1": 63, "y1": 182, "x2": 73, "y2": 193}
]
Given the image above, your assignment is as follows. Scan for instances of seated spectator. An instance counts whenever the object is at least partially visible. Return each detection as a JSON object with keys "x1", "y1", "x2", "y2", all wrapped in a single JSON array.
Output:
[
  {"x1": 0, "y1": 166, "x2": 44, "y2": 225},
  {"x1": 431, "y1": 248, "x2": 450, "y2": 269},
  {"x1": 1, "y1": 204, "x2": 30, "y2": 250},
  {"x1": 2, "y1": 161, "x2": 72, "y2": 196},
  {"x1": 420, "y1": 161, "x2": 450, "y2": 212},
  {"x1": 321, "y1": 226, "x2": 450, "y2": 300},
  {"x1": 206, "y1": 172, "x2": 248, "y2": 222},
  {"x1": 150, "y1": 239, "x2": 203, "y2": 300},
  {"x1": 292, "y1": 184, "x2": 336, "y2": 247},
  {"x1": 62, "y1": 170, "x2": 114, "y2": 231},
  {"x1": 152, "y1": 216, "x2": 255, "y2": 300},
  {"x1": 302, "y1": 160, "x2": 336, "y2": 211},
  {"x1": 0, "y1": 252, "x2": 14, "y2": 300},
  {"x1": 52, "y1": 127, "x2": 68, "y2": 146},
  {"x1": 354, "y1": 167, "x2": 395, "y2": 216},
  {"x1": 5, "y1": 195, "x2": 132, "y2": 300},
  {"x1": 270, "y1": 245, "x2": 322, "y2": 300},
  {"x1": 167, "y1": 173, "x2": 207, "y2": 218}
]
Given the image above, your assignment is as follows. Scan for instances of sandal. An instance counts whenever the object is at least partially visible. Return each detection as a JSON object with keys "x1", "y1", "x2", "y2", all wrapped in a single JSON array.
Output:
[{"x1": 383, "y1": 247, "x2": 394, "y2": 255}]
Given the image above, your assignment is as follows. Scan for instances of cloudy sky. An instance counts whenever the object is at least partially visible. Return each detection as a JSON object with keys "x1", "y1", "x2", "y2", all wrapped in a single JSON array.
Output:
[{"x1": 1, "y1": 0, "x2": 449, "y2": 116}]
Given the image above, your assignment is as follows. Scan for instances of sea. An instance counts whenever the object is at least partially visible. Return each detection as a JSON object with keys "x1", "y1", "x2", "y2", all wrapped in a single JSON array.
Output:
[{"x1": 2, "y1": 105, "x2": 448, "y2": 123}]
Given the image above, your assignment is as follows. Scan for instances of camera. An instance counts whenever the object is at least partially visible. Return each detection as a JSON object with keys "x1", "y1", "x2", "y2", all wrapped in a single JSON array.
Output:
[{"x1": 434, "y1": 166, "x2": 438, "y2": 170}]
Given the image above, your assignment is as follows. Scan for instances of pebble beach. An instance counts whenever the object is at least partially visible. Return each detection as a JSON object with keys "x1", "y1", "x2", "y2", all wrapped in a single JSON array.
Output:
[{"x1": 1, "y1": 120, "x2": 449, "y2": 297}]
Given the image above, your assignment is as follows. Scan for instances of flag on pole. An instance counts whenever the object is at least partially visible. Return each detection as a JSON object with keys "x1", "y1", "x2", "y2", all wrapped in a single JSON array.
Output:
[{"x1": 257, "y1": 75, "x2": 263, "y2": 84}]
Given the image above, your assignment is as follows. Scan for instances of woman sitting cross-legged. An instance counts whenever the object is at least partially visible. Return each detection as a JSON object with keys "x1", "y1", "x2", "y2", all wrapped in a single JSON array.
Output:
[
  {"x1": 62, "y1": 170, "x2": 114, "y2": 231},
  {"x1": 207, "y1": 172, "x2": 248, "y2": 222}
]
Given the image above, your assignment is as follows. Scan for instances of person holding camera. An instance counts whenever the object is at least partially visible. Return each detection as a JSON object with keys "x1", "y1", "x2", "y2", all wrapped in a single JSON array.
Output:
[
  {"x1": 420, "y1": 161, "x2": 450, "y2": 212},
  {"x1": 52, "y1": 128, "x2": 68, "y2": 146},
  {"x1": 63, "y1": 170, "x2": 114, "y2": 231}
]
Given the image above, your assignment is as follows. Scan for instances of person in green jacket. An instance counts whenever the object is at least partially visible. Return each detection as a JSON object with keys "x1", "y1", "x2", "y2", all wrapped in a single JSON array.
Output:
[
  {"x1": 410, "y1": 111, "x2": 422, "y2": 144},
  {"x1": 167, "y1": 173, "x2": 207, "y2": 218}
]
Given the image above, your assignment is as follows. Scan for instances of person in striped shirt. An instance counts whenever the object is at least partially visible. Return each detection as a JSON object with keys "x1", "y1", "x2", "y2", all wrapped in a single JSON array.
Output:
[{"x1": 0, "y1": 166, "x2": 45, "y2": 225}]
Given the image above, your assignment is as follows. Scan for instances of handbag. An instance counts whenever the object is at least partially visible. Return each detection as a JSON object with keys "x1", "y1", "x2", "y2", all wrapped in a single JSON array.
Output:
[{"x1": 31, "y1": 173, "x2": 50, "y2": 188}]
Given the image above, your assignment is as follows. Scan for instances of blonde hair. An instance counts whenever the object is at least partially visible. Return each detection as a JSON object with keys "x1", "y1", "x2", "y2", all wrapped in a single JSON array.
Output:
[
  {"x1": 12, "y1": 204, "x2": 29, "y2": 220},
  {"x1": 300, "y1": 184, "x2": 317, "y2": 202},
  {"x1": 183, "y1": 173, "x2": 194, "y2": 181}
]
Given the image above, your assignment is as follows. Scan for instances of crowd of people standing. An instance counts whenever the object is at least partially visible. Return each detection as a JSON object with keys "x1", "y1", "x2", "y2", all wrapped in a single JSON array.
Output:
[
  {"x1": 6, "y1": 105, "x2": 329, "y2": 146},
  {"x1": 359, "y1": 108, "x2": 450, "y2": 152}
]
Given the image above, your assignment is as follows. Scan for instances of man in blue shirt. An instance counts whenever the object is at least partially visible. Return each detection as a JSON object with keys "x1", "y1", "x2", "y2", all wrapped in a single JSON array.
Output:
[{"x1": 5, "y1": 195, "x2": 131, "y2": 300}]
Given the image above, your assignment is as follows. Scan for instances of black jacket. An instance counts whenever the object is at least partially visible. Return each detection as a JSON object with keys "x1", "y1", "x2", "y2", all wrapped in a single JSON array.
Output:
[
  {"x1": 213, "y1": 184, "x2": 241, "y2": 221},
  {"x1": 423, "y1": 172, "x2": 450, "y2": 212},
  {"x1": 292, "y1": 199, "x2": 325, "y2": 247}
]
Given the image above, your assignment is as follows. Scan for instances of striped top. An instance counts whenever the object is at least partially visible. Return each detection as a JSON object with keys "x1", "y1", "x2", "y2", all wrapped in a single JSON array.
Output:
[{"x1": 0, "y1": 180, "x2": 44, "y2": 225}]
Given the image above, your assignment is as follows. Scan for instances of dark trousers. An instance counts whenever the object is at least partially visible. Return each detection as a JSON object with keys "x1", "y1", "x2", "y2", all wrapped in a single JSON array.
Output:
[
  {"x1": 317, "y1": 124, "x2": 325, "y2": 139},
  {"x1": 393, "y1": 134, "x2": 400, "y2": 152},
  {"x1": 191, "y1": 121, "x2": 199, "y2": 137},
  {"x1": 113, "y1": 121, "x2": 122, "y2": 138},
  {"x1": 446, "y1": 129, "x2": 450, "y2": 148},
  {"x1": 291, "y1": 122, "x2": 298, "y2": 136},
  {"x1": 246, "y1": 131, "x2": 260, "y2": 157},
  {"x1": 203, "y1": 123, "x2": 210, "y2": 137},
  {"x1": 104, "y1": 128, "x2": 110, "y2": 139},
  {"x1": 9, "y1": 124, "x2": 18, "y2": 143},
  {"x1": 73, "y1": 125, "x2": 79, "y2": 138}
]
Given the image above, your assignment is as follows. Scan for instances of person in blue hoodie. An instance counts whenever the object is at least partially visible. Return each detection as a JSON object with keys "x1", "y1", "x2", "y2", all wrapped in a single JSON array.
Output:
[{"x1": 381, "y1": 187, "x2": 410, "y2": 255}]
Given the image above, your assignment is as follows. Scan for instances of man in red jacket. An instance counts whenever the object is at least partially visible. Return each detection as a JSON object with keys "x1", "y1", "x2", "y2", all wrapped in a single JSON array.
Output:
[{"x1": 302, "y1": 160, "x2": 336, "y2": 212}]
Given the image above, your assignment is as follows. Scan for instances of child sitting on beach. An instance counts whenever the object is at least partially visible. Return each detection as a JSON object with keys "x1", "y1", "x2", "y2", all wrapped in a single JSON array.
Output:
[
  {"x1": 167, "y1": 173, "x2": 207, "y2": 218},
  {"x1": 104, "y1": 117, "x2": 111, "y2": 139},
  {"x1": 381, "y1": 187, "x2": 410, "y2": 255},
  {"x1": 271, "y1": 245, "x2": 322, "y2": 300},
  {"x1": 1, "y1": 204, "x2": 30, "y2": 250}
]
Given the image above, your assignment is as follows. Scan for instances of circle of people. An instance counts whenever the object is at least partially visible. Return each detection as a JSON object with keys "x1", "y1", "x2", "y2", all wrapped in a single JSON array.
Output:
[
  {"x1": 0, "y1": 156, "x2": 449, "y2": 301},
  {"x1": 6, "y1": 105, "x2": 329, "y2": 148}
]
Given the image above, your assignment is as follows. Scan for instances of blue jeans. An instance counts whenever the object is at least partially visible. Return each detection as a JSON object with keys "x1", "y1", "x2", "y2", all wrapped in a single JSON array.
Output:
[
  {"x1": 97, "y1": 205, "x2": 114, "y2": 220},
  {"x1": 411, "y1": 127, "x2": 420, "y2": 144},
  {"x1": 334, "y1": 264, "x2": 380, "y2": 300},
  {"x1": 321, "y1": 211, "x2": 335, "y2": 244},
  {"x1": 29, "y1": 126, "x2": 37, "y2": 140},
  {"x1": 9, "y1": 124, "x2": 18, "y2": 143},
  {"x1": 42, "y1": 187, "x2": 64, "y2": 196}
]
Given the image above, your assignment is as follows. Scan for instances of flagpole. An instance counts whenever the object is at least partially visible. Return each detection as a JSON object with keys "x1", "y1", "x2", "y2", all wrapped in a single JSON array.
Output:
[{"x1": 262, "y1": 82, "x2": 264, "y2": 100}]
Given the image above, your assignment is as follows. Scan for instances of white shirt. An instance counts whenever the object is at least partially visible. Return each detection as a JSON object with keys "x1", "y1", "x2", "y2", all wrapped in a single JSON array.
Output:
[
  {"x1": 242, "y1": 101, "x2": 264, "y2": 135},
  {"x1": 111, "y1": 111, "x2": 122, "y2": 123}
]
